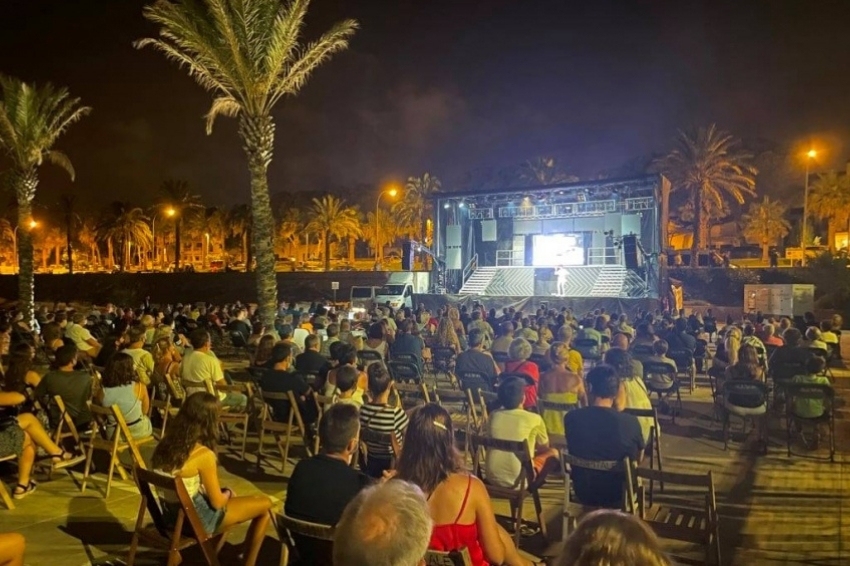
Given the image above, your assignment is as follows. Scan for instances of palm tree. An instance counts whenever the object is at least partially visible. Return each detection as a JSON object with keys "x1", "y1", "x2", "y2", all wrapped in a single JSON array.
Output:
[
  {"x1": 227, "y1": 204, "x2": 252, "y2": 267},
  {"x1": 363, "y1": 209, "x2": 400, "y2": 259},
  {"x1": 0, "y1": 76, "x2": 90, "y2": 321},
  {"x1": 186, "y1": 207, "x2": 226, "y2": 269},
  {"x1": 160, "y1": 179, "x2": 203, "y2": 269},
  {"x1": 278, "y1": 207, "x2": 302, "y2": 258},
  {"x1": 655, "y1": 124, "x2": 757, "y2": 263},
  {"x1": 308, "y1": 195, "x2": 361, "y2": 271},
  {"x1": 517, "y1": 156, "x2": 578, "y2": 186},
  {"x1": 808, "y1": 171, "x2": 850, "y2": 252},
  {"x1": 137, "y1": 0, "x2": 357, "y2": 326},
  {"x1": 59, "y1": 194, "x2": 80, "y2": 274},
  {"x1": 99, "y1": 202, "x2": 152, "y2": 271},
  {"x1": 78, "y1": 218, "x2": 101, "y2": 268},
  {"x1": 742, "y1": 196, "x2": 791, "y2": 263},
  {"x1": 394, "y1": 173, "x2": 441, "y2": 241}
]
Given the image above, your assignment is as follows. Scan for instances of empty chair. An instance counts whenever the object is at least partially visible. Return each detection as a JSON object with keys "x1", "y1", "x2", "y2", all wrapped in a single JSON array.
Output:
[
  {"x1": 573, "y1": 338, "x2": 602, "y2": 366},
  {"x1": 642, "y1": 361, "x2": 682, "y2": 421},
  {"x1": 720, "y1": 380, "x2": 768, "y2": 454},
  {"x1": 387, "y1": 360, "x2": 423, "y2": 384}
]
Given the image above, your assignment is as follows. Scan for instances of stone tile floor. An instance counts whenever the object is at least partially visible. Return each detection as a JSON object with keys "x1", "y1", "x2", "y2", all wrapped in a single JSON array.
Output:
[{"x1": 3, "y1": 344, "x2": 849, "y2": 565}]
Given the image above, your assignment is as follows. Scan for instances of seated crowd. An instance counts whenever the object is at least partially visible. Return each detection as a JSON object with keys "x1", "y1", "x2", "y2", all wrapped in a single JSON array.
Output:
[{"x1": 0, "y1": 299, "x2": 842, "y2": 565}]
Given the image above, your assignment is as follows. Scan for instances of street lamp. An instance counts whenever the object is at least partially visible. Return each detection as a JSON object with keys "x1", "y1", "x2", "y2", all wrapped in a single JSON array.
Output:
[
  {"x1": 151, "y1": 207, "x2": 176, "y2": 269},
  {"x1": 13, "y1": 219, "x2": 38, "y2": 274},
  {"x1": 802, "y1": 149, "x2": 817, "y2": 267},
  {"x1": 375, "y1": 186, "x2": 399, "y2": 269}
]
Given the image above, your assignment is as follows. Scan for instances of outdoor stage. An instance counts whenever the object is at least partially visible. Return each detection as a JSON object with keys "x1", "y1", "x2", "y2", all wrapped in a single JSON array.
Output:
[{"x1": 426, "y1": 174, "x2": 670, "y2": 314}]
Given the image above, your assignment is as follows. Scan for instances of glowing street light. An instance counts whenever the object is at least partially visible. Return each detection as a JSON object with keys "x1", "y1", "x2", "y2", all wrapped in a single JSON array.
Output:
[
  {"x1": 802, "y1": 149, "x2": 817, "y2": 267},
  {"x1": 375, "y1": 185, "x2": 400, "y2": 269},
  {"x1": 152, "y1": 206, "x2": 178, "y2": 268}
]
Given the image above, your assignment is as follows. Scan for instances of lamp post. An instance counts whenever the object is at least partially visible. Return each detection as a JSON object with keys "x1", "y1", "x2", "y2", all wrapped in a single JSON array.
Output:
[
  {"x1": 802, "y1": 149, "x2": 817, "y2": 267},
  {"x1": 151, "y1": 207, "x2": 176, "y2": 269},
  {"x1": 13, "y1": 219, "x2": 38, "y2": 274},
  {"x1": 375, "y1": 187, "x2": 398, "y2": 269}
]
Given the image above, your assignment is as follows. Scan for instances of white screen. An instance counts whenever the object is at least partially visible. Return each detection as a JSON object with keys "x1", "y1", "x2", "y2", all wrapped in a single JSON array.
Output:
[{"x1": 532, "y1": 234, "x2": 584, "y2": 266}]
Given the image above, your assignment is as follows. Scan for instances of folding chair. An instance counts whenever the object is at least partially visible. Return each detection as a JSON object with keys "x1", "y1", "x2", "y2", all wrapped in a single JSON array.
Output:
[
  {"x1": 393, "y1": 382, "x2": 430, "y2": 410},
  {"x1": 634, "y1": 467, "x2": 722, "y2": 566},
  {"x1": 622, "y1": 407, "x2": 664, "y2": 497},
  {"x1": 456, "y1": 371, "x2": 495, "y2": 396},
  {"x1": 491, "y1": 351, "x2": 509, "y2": 371},
  {"x1": 630, "y1": 344, "x2": 654, "y2": 361},
  {"x1": 434, "y1": 387, "x2": 476, "y2": 456},
  {"x1": 256, "y1": 390, "x2": 313, "y2": 473},
  {"x1": 357, "y1": 349, "x2": 384, "y2": 368},
  {"x1": 471, "y1": 434, "x2": 549, "y2": 547},
  {"x1": 642, "y1": 362, "x2": 682, "y2": 422},
  {"x1": 561, "y1": 454, "x2": 636, "y2": 539},
  {"x1": 573, "y1": 338, "x2": 602, "y2": 367},
  {"x1": 431, "y1": 347, "x2": 457, "y2": 384},
  {"x1": 148, "y1": 390, "x2": 178, "y2": 439},
  {"x1": 529, "y1": 353, "x2": 552, "y2": 373},
  {"x1": 275, "y1": 513, "x2": 335, "y2": 566},
  {"x1": 81, "y1": 403, "x2": 155, "y2": 497},
  {"x1": 387, "y1": 360, "x2": 423, "y2": 385},
  {"x1": 785, "y1": 383, "x2": 835, "y2": 462},
  {"x1": 228, "y1": 330, "x2": 253, "y2": 363},
  {"x1": 0, "y1": 454, "x2": 15, "y2": 510},
  {"x1": 769, "y1": 359, "x2": 808, "y2": 409},
  {"x1": 204, "y1": 381, "x2": 251, "y2": 459},
  {"x1": 128, "y1": 467, "x2": 232, "y2": 566},
  {"x1": 720, "y1": 381, "x2": 768, "y2": 454},
  {"x1": 357, "y1": 428, "x2": 399, "y2": 475},
  {"x1": 424, "y1": 547, "x2": 474, "y2": 566},
  {"x1": 475, "y1": 389, "x2": 499, "y2": 431},
  {"x1": 668, "y1": 348, "x2": 697, "y2": 393}
]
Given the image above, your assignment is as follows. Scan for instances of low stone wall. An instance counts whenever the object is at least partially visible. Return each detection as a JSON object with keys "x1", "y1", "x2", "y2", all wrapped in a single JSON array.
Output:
[{"x1": 0, "y1": 272, "x2": 393, "y2": 307}]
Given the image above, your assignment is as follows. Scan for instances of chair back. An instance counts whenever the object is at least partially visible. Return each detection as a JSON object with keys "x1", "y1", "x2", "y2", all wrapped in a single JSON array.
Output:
[
  {"x1": 387, "y1": 360, "x2": 422, "y2": 384},
  {"x1": 393, "y1": 382, "x2": 430, "y2": 410},
  {"x1": 357, "y1": 349, "x2": 383, "y2": 364},
  {"x1": 722, "y1": 380, "x2": 768, "y2": 407},
  {"x1": 431, "y1": 347, "x2": 456, "y2": 372},
  {"x1": 536, "y1": 398, "x2": 579, "y2": 415},
  {"x1": 529, "y1": 353, "x2": 552, "y2": 372},
  {"x1": 276, "y1": 513, "x2": 334, "y2": 566},
  {"x1": 642, "y1": 361, "x2": 677, "y2": 382},
  {"x1": 770, "y1": 359, "x2": 807, "y2": 382},
  {"x1": 134, "y1": 467, "x2": 214, "y2": 544},
  {"x1": 456, "y1": 371, "x2": 494, "y2": 397},
  {"x1": 784, "y1": 382, "x2": 834, "y2": 405},
  {"x1": 631, "y1": 344, "x2": 654, "y2": 359},
  {"x1": 471, "y1": 434, "x2": 534, "y2": 488},
  {"x1": 229, "y1": 330, "x2": 248, "y2": 349},
  {"x1": 51, "y1": 394, "x2": 83, "y2": 446},
  {"x1": 392, "y1": 352, "x2": 419, "y2": 365},
  {"x1": 562, "y1": 454, "x2": 636, "y2": 512},
  {"x1": 163, "y1": 373, "x2": 185, "y2": 402},
  {"x1": 491, "y1": 351, "x2": 509, "y2": 366},
  {"x1": 667, "y1": 349, "x2": 694, "y2": 371},
  {"x1": 764, "y1": 344, "x2": 780, "y2": 363},
  {"x1": 424, "y1": 547, "x2": 473, "y2": 566}
]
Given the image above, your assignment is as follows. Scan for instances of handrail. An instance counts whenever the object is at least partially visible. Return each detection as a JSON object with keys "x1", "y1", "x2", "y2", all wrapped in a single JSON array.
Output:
[{"x1": 462, "y1": 253, "x2": 478, "y2": 284}]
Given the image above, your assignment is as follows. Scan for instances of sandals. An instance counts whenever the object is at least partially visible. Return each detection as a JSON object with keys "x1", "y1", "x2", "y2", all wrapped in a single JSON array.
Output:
[
  {"x1": 48, "y1": 450, "x2": 85, "y2": 469},
  {"x1": 13, "y1": 481, "x2": 37, "y2": 500}
]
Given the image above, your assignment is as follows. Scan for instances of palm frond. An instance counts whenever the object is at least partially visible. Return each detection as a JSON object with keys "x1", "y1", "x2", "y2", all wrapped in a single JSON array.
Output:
[
  {"x1": 205, "y1": 96, "x2": 243, "y2": 134},
  {"x1": 45, "y1": 150, "x2": 76, "y2": 180}
]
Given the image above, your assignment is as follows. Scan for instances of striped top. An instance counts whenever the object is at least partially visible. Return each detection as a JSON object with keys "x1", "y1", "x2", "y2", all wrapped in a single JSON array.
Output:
[{"x1": 359, "y1": 403, "x2": 408, "y2": 457}]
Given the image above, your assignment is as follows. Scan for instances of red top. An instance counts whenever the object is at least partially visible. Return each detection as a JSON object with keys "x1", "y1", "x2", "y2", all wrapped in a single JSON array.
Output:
[
  {"x1": 504, "y1": 359, "x2": 540, "y2": 409},
  {"x1": 429, "y1": 475, "x2": 487, "y2": 566}
]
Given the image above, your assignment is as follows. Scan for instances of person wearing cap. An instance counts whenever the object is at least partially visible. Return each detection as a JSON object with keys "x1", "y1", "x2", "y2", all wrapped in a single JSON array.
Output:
[{"x1": 64, "y1": 312, "x2": 102, "y2": 358}]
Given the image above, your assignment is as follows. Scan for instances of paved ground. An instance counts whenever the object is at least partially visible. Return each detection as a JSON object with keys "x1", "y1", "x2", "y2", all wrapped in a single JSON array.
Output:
[{"x1": 3, "y1": 338, "x2": 849, "y2": 565}]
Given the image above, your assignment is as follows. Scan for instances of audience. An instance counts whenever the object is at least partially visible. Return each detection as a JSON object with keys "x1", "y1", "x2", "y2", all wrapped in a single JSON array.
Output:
[
  {"x1": 123, "y1": 325, "x2": 155, "y2": 386},
  {"x1": 64, "y1": 312, "x2": 102, "y2": 359},
  {"x1": 181, "y1": 329, "x2": 246, "y2": 410},
  {"x1": 333, "y1": 480, "x2": 432, "y2": 566},
  {"x1": 396, "y1": 403, "x2": 538, "y2": 566},
  {"x1": 34, "y1": 344, "x2": 93, "y2": 430},
  {"x1": 333, "y1": 365, "x2": 364, "y2": 407},
  {"x1": 566, "y1": 365, "x2": 644, "y2": 507},
  {"x1": 791, "y1": 356, "x2": 832, "y2": 419},
  {"x1": 151, "y1": 393, "x2": 271, "y2": 566},
  {"x1": 558, "y1": 510, "x2": 673, "y2": 566},
  {"x1": 320, "y1": 323, "x2": 340, "y2": 358},
  {"x1": 295, "y1": 334, "x2": 329, "y2": 375},
  {"x1": 252, "y1": 334, "x2": 275, "y2": 368},
  {"x1": 260, "y1": 343, "x2": 317, "y2": 425},
  {"x1": 1, "y1": 343, "x2": 41, "y2": 395},
  {"x1": 454, "y1": 329, "x2": 500, "y2": 383},
  {"x1": 392, "y1": 319, "x2": 425, "y2": 372},
  {"x1": 503, "y1": 338, "x2": 540, "y2": 410},
  {"x1": 491, "y1": 321, "x2": 515, "y2": 354},
  {"x1": 603, "y1": 349, "x2": 654, "y2": 444},
  {"x1": 539, "y1": 342, "x2": 587, "y2": 435},
  {"x1": 359, "y1": 363, "x2": 408, "y2": 478},
  {"x1": 95, "y1": 352, "x2": 152, "y2": 440}
]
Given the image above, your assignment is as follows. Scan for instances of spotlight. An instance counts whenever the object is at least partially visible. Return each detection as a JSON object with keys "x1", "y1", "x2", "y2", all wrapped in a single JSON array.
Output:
[
  {"x1": 443, "y1": 203, "x2": 451, "y2": 209},
  {"x1": 458, "y1": 201, "x2": 465, "y2": 208}
]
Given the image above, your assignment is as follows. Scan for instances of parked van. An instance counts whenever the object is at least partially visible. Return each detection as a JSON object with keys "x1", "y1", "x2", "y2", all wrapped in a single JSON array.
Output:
[{"x1": 373, "y1": 272, "x2": 431, "y2": 311}]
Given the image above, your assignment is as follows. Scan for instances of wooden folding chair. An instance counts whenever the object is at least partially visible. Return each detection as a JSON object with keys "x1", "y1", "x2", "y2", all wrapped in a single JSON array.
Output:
[
  {"x1": 474, "y1": 389, "x2": 498, "y2": 431},
  {"x1": 357, "y1": 428, "x2": 399, "y2": 475},
  {"x1": 38, "y1": 395, "x2": 89, "y2": 478},
  {"x1": 561, "y1": 454, "x2": 636, "y2": 539},
  {"x1": 634, "y1": 467, "x2": 722, "y2": 566},
  {"x1": 81, "y1": 403, "x2": 155, "y2": 497},
  {"x1": 275, "y1": 513, "x2": 335, "y2": 566},
  {"x1": 424, "y1": 547, "x2": 473, "y2": 566},
  {"x1": 622, "y1": 407, "x2": 664, "y2": 497},
  {"x1": 434, "y1": 387, "x2": 475, "y2": 456},
  {"x1": 393, "y1": 382, "x2": 431, "y2": 411},
  {"x1": 0, "y1": 454, "x2": 16, "y2": 510},
  {"x1": 470, "y1": 434, "x2": 548, "y2": 547},
  {"x1": 204, "y1": 381, "x2": 252, "y2": 459},
  {"x1": 313, "y1": 393, "x2": 336, "y2": 424},
  {"x1": 148, "y1": 389, "x2": 178, "y2": 439},
  {"x1": 256, "y1": 390, "x2": 313, "y2": 473},
  {"x1": 128, "y1": 467, "x2": 232, "y2": 566},
  {"x1": 536, "y1": 399, "x2": 579, "y2": 433},
  {"x1": 785, "y1": 383, "x2": 836, "y2": 462}
]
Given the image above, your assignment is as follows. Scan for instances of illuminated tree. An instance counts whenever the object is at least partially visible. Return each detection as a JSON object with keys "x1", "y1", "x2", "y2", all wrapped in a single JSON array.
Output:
[
  {"x1": 742, "y1": 196, "x2": 790, "y2": 263},
  {"x1": 227, "y1": 204, "x2": 252, "y2": 267},
  {"x1": 655, "y1": 124, "x2": 757, "y2": 263},
  {"x1": 308, "y1": 195, "x2": 361, "y2": 270},
  {"x1": 809, "y1": 171, "x2": 850, "y2": 252},
  {"x1": 0, "y1": 76, "x2": 89, "y2": 321},
  {"x1": 363, "y1": 209, "x2": 400, "y2": 258},
  {"x1": 160, "y1": 179, "x2": 203, "y2": 269},
  {"x1": 394, "y1": 173, "x2": 441, "y2": 241},
  {"x1": 137, "y1": 0, "x2": 357, "y2": 325}
]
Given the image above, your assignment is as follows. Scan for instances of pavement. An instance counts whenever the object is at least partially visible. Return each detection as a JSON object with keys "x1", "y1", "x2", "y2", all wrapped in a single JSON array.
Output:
[{"x1": 3, "y1": 337, "x2": 850, "y2": 565}]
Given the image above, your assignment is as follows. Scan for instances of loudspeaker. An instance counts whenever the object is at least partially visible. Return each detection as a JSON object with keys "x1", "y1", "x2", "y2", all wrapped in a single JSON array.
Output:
[
  {"x1": 445, "y1": 248, "x2": 462, "y2": 270},
  {"x1": 623, "y1": 235, "x2": 640, "y2": 269},
  {"x1": 481, "y1": 220, "x2": 497, "y2": 242},
  {"x1": 402, "y1": 240, "x2": 414, "y2": 271}
]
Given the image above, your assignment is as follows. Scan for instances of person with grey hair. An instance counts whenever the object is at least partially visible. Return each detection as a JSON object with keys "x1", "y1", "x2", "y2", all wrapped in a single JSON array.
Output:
[
  {"x1": 762, "y1": 323, "x2": 784, "y2": 346},
  {"x1": 504, "y1": 337, "x2": 539, "y2": 409},
  {"x1": 455, "y1": 329, "x2": 500, "y2": 381},
  {"x1": 333, "y1": 480, "x2": 432, "y2": 566}
]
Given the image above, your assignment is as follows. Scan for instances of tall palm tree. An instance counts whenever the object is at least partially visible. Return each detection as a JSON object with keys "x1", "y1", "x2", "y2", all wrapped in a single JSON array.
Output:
[
  {"x1": 0, "y1": 76, "x2": 90, "y2": 321},
  {"x1": 137, "y1": 0, "x2": 357, "y2": 326},
  {"x1": 186, "y1": 207, "x2": 226, "y2": 269},
  {"x1": 227, "y1": 204, "x2": 252, "y2": 267},
  {"x1": 808, "y1": 171, "x2": 850, "y2": 252},
  {"x1": 278, "y1": 206, "x2": 302, "y2": 258},
  {"x1": 99, "y1": 202, "x2": 152, "y2": 271},
  {"x1": 742, "y1": 196, "x2": 791, "y2": 263},
  {"x1": 363, "y1": 209, "x2": 400, "y2": 259},
  {"x1": 308, "y1": 195, "x2": 361, "y2": 271},
  {"x1": 160, "y1": 179, "x2": 203, "y2": 269},
  {"x1": 655, "y1": 124, "x2": 757, "y2": 263},
  {"x1": 394, "y1": 172, "x2": 441, "y2": 241},
  {"x1": 78, "y1": 218, "x2": 101, "y2": 268}
]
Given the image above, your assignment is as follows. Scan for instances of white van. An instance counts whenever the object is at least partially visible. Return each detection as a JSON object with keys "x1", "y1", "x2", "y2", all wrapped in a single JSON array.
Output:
[{"x1": 373, "y1": 273, "x2": 430, "y2": 311}]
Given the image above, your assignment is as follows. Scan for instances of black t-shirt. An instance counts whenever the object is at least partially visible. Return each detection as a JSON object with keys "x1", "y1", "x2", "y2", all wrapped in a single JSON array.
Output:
[
  {"x1": 227, "y1": 319, "x2": 252, "y2": 341},
  {"x1": 285, "y1": 454, "x2": 371, "y2": 565},
  {"x1": 455, "y1": 350, "x2": 498, "y2": 380},
  {"x1": 565, "y1": 406, "x2": 645, "y2": 507},
  {"x1": 665, "y1": 330, "x2": 696, "y2": 352},
  {"x1": 295, "y1": 350, "x2": 329, "y2": 376},
  {"x1": 260, "y1": 370, "x2": 310, "y2": 422}
]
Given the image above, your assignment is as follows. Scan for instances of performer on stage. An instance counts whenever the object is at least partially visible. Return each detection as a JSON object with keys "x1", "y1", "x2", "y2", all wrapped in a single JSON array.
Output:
[{"x1": 556, "y1": 265, "x2": 568, "y2": 296}]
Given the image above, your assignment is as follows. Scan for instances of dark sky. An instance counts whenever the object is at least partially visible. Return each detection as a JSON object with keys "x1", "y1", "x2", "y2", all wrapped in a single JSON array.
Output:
[{"x1": 2, "y1": 0, "x2": 850, "y2": 210}]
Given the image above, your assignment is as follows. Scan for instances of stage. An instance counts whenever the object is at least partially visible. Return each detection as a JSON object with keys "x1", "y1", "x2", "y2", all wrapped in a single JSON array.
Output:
[{"x1": 415, "y1": 293, "x2": 660, "y2": 319}]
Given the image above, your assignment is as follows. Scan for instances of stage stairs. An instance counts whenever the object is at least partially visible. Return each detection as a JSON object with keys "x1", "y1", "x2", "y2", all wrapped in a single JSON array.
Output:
[
  {"x1": 460, "y1": 267, "x2": 498, "y2": 294},
  {"x1": 590, "y1": 266, "x2": 627, "y2": 297}
]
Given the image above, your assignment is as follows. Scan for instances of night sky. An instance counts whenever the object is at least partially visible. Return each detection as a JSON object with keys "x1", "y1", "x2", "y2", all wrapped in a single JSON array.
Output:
[{"x1": 2, "y1": 0, "x2": 850, "y2": 210}]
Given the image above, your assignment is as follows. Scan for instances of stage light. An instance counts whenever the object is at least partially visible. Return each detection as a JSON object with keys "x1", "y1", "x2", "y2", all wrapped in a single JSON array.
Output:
[
  {"x1": 458, "y1": 201, "x2": 465, "y2": 208},
  {"x1": 443, "y1": 202, "x2": 451, "y2": 209}
]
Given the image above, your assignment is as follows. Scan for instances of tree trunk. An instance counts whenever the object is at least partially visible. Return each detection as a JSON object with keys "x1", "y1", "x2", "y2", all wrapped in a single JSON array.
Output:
[
  {"x1": 348, "y1": 237, "x2": 355, "y2": 263},
  {"x1": 761, "y1": 239, "x2": 769, "y2": 263},
  {"x1": 106, "y1": 239, "x2": 114, "y2": 269},
  {"x1": 66, "y1": 220, "x2": 73, "y2": 275},
  {"x1": 323, "y1": 230, "x2": 331, "y2": 271},
  {"x1": 240, "y1": 114, "x2": 279, "y2": 329},
  {"x1": 175, "y1": 220, "x2": 182, "y2": 270},
  {"x1": 827, "y1": 220, "x2": 836, "y2": 252},
  {"x1": 15, "y1": 177, "x2": 36, "y2": 325},
  {"x1": 689, "y1": 188, "x2": 702, "y2": 266}
]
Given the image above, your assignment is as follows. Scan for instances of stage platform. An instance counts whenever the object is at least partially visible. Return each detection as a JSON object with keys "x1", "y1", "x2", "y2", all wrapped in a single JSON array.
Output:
[
  {"x1": 416, "y1": 293, "x2": 660, "y2": 318},
  {"x1": 458, "y1": 265, "x2": 651, "y2": 299}
]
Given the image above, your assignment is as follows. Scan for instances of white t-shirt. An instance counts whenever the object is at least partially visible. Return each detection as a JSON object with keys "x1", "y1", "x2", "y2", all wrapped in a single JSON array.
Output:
[
  {"x1": 180, "y1": 350, "x2": 225, "y2": 400},
  {"x1": 65, "y1": 323, "x2": 95, "y2": 351},
  {"x1": 292, "y1": 328, "x2": 310, "y2": 350},
  {"x1": 485, "y1": 408, "x2": 549, "y2": 487}
]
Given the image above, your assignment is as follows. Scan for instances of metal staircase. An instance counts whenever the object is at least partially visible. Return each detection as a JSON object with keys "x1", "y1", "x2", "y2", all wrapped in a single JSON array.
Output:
[
  {"x1": 459, "y1": 267, "x2": 498, "y2": 294},
  {"x1": 590, "y1": 266, "x2": 627, "y2": 296}
]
